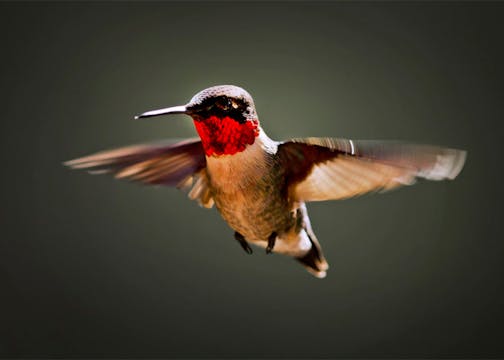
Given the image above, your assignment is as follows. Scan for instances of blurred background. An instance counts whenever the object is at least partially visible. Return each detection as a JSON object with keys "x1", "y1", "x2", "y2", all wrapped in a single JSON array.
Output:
[{"x1": 1, "y1": 2, "x2": 503, "y2": 358}]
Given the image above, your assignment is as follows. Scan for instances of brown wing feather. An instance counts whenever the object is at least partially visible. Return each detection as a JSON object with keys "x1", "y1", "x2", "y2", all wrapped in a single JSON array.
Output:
[
  {"x1": 278, "y1": 137, "x2": 466, "y2": 202},
  {"x1": 64, "y1": 138, "x2": 214, "y2": 207}
]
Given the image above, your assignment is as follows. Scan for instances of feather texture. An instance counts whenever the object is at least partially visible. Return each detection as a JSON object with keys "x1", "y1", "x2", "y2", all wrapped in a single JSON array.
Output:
[
  {"x1": 64, "y1": 138, "x2": 213, "y2": 207},
  {"x1": 278, "y1": 138, "x2": 466, "y2": 202}
]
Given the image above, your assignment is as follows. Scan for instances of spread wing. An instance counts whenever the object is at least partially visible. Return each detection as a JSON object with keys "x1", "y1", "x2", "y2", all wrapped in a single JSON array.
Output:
[
  {"x1": 278, "y1": 137, "x2": 466, "y2": 202},
  {"x1": 64, "y1": 138, "x2": 214, "y2": 208}
]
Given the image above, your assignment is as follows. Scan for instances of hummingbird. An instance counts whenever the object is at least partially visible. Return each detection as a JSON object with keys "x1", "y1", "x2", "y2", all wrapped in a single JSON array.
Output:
[{"x1": 65, "y1": 85, "x2": 466, "y2": 278}]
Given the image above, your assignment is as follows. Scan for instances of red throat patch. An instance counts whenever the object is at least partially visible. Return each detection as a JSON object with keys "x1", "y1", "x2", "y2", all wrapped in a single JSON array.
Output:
[{"x1": 193, "y1": 116, "x2": 259, "y2": 156}]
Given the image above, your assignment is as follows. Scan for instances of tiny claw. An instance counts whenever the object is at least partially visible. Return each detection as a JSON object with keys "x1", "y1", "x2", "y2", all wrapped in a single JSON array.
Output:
[
  {"x1": 266, "y1": 232, "x2": 277, "y2": 255},
  {"x1": 244, "y1": 244, "x2": 253, "y2": 255},
  {"x1": 234, "y1": 232, "x2": 253, "y2": 255}
]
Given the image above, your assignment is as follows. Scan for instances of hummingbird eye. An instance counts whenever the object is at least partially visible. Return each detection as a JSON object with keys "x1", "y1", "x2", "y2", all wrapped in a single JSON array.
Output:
[{"x1": 215, "y1": 96, "x2": 232, "y2": 111}]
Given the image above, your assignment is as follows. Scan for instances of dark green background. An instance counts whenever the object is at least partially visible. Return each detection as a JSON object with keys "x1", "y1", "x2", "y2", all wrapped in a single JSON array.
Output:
[{"x1": 1, "y1": 1, "x2": 503, "y2": 358}]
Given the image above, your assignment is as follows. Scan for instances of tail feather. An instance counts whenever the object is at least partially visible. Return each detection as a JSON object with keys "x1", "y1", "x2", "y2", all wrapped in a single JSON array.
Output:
[{"x1": 296, "y1": 229, "x2": 329, "y2": 279}]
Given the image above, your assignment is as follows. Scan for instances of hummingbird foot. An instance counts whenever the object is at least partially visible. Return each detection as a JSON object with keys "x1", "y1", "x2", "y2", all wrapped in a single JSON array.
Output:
[
  {"x1": 234, "y1": 232, "x2": 253, "y2": 254},
  {"x1": 266, "y1": 232, "x2": 277, "y2": 254}
]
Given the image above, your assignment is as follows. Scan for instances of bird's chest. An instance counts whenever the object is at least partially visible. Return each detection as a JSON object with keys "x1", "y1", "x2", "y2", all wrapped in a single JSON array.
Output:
[{"x1": 205, "y1": 145, "x2": 290, "y2": 241}]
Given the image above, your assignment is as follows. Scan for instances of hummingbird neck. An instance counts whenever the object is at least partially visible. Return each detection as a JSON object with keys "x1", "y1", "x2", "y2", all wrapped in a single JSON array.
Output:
[{"x1": 193, "y1": 115, "x2": 260, "y2": 156}]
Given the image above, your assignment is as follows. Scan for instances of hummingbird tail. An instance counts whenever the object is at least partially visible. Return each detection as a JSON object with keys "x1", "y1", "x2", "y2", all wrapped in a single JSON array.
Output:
[{"x1": 296, "y1": 228, "x2": 329, "y2": 279}]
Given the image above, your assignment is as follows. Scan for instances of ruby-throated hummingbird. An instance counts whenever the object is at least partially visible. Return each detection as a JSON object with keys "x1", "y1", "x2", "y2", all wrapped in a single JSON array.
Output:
[{"x1": 65, "y1": 85, "x2": 466, "y2": 278}]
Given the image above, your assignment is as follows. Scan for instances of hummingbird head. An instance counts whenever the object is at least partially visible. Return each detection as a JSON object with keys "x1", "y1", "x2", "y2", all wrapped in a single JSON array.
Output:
[
  {"x1": 186, "y1": 85, "x2": 258, "y2": 122},
  {"x1": 136, "y1": 85, "x2": 260, "y2": 157}
]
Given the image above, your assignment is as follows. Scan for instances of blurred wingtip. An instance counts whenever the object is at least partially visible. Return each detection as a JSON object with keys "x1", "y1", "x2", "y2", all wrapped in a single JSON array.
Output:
[
  {"x1": 447, "y1": 149, "x2": 467, "y2": 180},
  {"x1": 62, "y1": 158, "x2": 79, "y2": 168},
  {"x1": 431, "y1": 148, "x2": 467, "y2": 181},
  {"x1": 414, "y1": 147, "x2": 467, "y2": 181},
  {"x1": 62, "y1": 157, "x2": 101, "y2": 170}
]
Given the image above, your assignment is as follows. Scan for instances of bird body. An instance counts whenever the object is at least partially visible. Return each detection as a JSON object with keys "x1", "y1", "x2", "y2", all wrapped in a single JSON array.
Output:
[
  {"x1": 65, "y1": 85, "x2": 466, "y2": 278},
  {"x1": 206, "y1": 132, "x2": 284, "y2": 244},
  {"x1": 205, "y1": 132, "x2": 315, "y2": 254}
]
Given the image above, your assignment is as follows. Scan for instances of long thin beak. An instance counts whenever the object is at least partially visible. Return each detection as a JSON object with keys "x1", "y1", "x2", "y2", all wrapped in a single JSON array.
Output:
[{"x1": 134, "y1": 105, "x2": 187, "y2": 119}]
